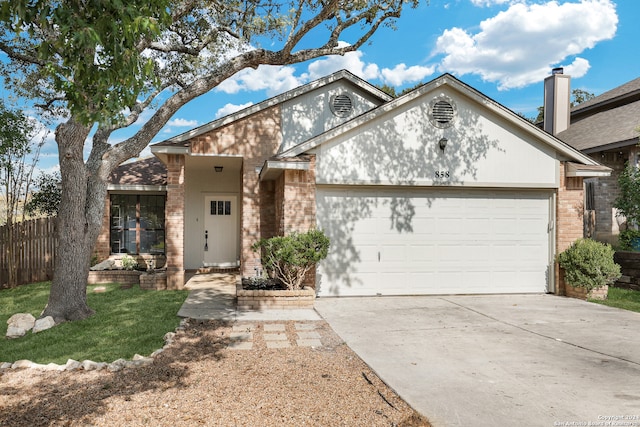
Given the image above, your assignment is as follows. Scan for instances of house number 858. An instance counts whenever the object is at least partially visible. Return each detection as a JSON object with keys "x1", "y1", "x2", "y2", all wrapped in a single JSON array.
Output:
[{"x1": 435, "y1": 171, "x2": 450, "y2": 178}]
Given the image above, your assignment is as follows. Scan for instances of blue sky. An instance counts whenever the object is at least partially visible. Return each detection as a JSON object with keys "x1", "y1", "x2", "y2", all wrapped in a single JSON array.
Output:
[{"x1": 11, "y1": 0, "x2": 640, "y2": 172}]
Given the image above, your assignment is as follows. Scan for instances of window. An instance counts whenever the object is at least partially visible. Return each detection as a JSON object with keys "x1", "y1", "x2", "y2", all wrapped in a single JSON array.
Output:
[
  {"x1": 110, "y1": 194, "x2": 165, "y2": 254},
  {"x1": 210, "y1": 200, "x2": 231, "y2": 216}
]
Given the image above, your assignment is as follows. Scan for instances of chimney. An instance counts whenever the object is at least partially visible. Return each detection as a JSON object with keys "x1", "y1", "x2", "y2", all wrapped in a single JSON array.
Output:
[{"x1": 543, "y1": 67, "x2": 571, "y2": 135}]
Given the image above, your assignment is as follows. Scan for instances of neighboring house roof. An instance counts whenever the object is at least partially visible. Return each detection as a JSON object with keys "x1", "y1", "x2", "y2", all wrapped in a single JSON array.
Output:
[
  {"x1": 108, "y1": 157, "x2": 167, "y2": 189},
  {"x1": 280, "y1": 73, "x2": 605, "y2": 169},
  {"x1": 153, "y1": 69, "x2": 393, "y2": 150},
  {"x1": 557, "y1": 77, "x2": 640, "y2": 153}
]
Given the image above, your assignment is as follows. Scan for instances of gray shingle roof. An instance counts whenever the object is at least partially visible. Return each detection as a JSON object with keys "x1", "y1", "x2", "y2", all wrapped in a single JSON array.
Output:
[
  {"x1": 557, "y1": 77, "x2": 640, "y2": 152},
  {"x1": 108, "y1": 157, "x2": 167, "y2": 186}
]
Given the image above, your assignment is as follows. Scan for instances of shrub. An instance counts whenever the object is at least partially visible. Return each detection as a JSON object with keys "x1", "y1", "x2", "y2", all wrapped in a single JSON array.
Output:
[
  {"x1": 121, "y1": 254, "x2": 138, "y2": 271},
  {"x1": 615, "y1": 163, "x2": 640, "y2": 227},
  {"x1": 618, "y1": 229, "x2": 640, "y2": 251},
  {"x1": 252, "y1": 229, "x2": 330, "y2": 290},
  {"x1": 557, "y1": 238, "x2": 621, "y2": 292}
]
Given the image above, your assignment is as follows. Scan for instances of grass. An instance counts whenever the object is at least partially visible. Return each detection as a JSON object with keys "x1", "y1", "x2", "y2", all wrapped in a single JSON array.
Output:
[
  {"x1": 0, "y1": 282, "x2": 189, "y2": 365},
  {"x1": 590, "y1": 286, "x2": 640, "y2": 313}
]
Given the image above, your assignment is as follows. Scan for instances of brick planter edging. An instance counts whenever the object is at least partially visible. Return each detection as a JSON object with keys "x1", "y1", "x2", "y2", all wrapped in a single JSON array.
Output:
[
  {"x1": 140, "y1": 272, "x2": 167, "y2": 290},
  {"x1": 236, "y1": 280, "x2": 315, "y2": 310},
  {"x1": 565, "y1": 284, "x2": 608, "y2": 301},
  {"x1": 88, "y1": 270, "x2": 142, "y2": 285}
]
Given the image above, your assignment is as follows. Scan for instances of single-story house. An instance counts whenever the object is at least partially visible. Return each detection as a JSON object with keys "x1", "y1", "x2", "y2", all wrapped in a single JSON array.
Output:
[
  {"x1": 547, "y1": 73, "x2": 640, "y2": 244},
  {"x1": 95, "y1": 70, "x2": 610, "y2": 296}
]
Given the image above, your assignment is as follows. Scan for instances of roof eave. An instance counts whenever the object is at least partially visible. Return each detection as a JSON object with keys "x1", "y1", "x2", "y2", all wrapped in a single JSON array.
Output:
[
  {"x1": 565, "y1": 162, "x2": 612, "y2": 178},
  {"x1": 258, "y1": 159, "x2": 310, "y2": 181}
]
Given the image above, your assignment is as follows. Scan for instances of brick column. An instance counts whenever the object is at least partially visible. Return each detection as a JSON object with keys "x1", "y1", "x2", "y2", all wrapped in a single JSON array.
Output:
[
  {"x1": 93, "y1": 197, "x2": 111, "y2": 261},
  {"x1": 282, "y1": 156, "x2": 317, "y2": 286},
  {"x1": 556, "y1": 162, "x2": 584, "y2": 295},
  {"x1": 282, "y1": 156, "x2": 317, "y2": 234},
  {"x1": 165, "y1": 154, "x2": 185, "y2": 289}
]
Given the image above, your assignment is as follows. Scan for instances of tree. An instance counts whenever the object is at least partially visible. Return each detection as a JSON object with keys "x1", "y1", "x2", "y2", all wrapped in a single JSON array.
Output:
[
  {"x1": 25, "y1": 172, "x2": 62, "y2": 217},
  {"x1": 0, "y1": 100, "x2": 46, "y2": 287},
  {"x1": 534, "y1": 89, "x2": 595, "y2": 123},
  {"x1": 0, "y1": 0, "x2": 421, "y2": 322}
]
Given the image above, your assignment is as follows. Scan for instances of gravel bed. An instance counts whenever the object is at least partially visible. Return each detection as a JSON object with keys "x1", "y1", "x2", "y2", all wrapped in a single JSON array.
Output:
[{"x1": 0, "y1": 320, "x2": 431, "y2": 426}]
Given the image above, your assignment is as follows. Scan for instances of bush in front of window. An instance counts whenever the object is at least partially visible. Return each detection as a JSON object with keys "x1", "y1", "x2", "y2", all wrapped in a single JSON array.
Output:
[{"x1": 121, "y1": 254, "x2": 138, "y2": 271}]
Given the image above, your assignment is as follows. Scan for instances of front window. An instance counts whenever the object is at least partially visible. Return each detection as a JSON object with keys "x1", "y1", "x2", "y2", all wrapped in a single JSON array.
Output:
[{"x1": 110, "y1": 194, "x2": 165, "y2": 254}]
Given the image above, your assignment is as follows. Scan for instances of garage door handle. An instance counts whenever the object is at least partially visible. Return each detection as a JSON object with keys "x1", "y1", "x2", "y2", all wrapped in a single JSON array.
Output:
[{"x1": 378, "y1": 251, "x2": 380, "y2": 262}]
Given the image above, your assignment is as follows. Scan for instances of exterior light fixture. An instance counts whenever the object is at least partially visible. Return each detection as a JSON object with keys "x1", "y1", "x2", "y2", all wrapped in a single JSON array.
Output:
[
  {"x1": 438, "y1": 138, "x2": 448, "y2": 153},
  {"x1": 214, "y1": 166, "x2": 223, "y2": 172}
]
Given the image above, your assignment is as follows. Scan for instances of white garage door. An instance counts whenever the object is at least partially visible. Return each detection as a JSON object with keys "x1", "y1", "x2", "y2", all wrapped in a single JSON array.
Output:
[{"x1": 316, "y1": 187, "x2": 553, "y2": 296}]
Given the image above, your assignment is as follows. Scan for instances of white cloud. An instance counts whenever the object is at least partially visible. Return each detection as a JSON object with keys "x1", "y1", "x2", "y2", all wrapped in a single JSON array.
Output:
[
  {"x1": 216, "y1": 65, "x2": 303, "y2": 97},
  {"x1": 305, "y1": 43, "x2": 381, "y2": 81},
  {"x1": 167, "y1": 118, "x2": 199, "y2": 127},
  {"x1": 380, "y1": 64, "x2": 436, "y2": 87},
  {"x1": 215, "y1": 102, "x2": 254, "y2": 119},
  {"x1": 435, "y1": 0, "x2": 618, "y2": 89},
  {"x1": 216, "y1": 41, "x2": 434, "y2": 97},
  {"x1": 469, "y1": 0, "x2": 513, "y2": 6}
]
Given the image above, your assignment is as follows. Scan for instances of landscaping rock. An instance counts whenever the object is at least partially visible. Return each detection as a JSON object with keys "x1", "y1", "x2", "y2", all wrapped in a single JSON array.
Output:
[
  {"x1": 64, "y1": 359, "x2": 82, "y2": 371},
  {"x1": 6, "y1": 313, "x2": 36, "y2": 338},
  {"x1": 150, "y1": 348, "x2": 164, "y2": 357},
  {"x1": 108, "y1": 358, "x2": 127, "y2": 372},
  {"x1": 81, "y1": 360, "x2": 107, "y2": 371},
  {"x1": 12, "y1": 360, "x2": 34, "y2": 369},
  {"x1": 90, "y1": 259, "x2": 116, "y2": 271},
  {"x1": 44, "y1": 363, "x2": 65, "y2": 371},
  {"x1": 32, "y1": 316, "x2": 55, "y2": 333}
]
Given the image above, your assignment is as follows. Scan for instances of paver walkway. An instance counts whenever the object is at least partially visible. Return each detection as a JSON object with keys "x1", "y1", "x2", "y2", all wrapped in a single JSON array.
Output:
[
  {"x1": 178, "y1": 273, "x2": 323, "y2": 350},
  {"x1": 177, "y1": 272, "x2": 321, "y2": 322},
  {"x1": 227, "y1": 322, "x2": 323, "y2": 350}
]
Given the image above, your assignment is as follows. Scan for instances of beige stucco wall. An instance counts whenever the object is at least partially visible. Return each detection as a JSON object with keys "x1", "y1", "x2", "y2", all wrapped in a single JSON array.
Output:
[
  {"x1": 280, "y1": 80, "x2": 386, "y2": 152},
  {"x1": 183, "y1": 156, "x2": 242, "y2": 269},
  {"x1": 312, "y1": 86, "x2": 559, "y2": 188}
]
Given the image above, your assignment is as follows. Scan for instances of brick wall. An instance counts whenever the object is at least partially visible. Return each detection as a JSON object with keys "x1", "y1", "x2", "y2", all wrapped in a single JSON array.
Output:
[
  {"x1": 555, "y1": 162, "x2": 585, "y2": 295},
  {"x1": 165, "y1": 154, "x2": 185, "y2": 289},
  {"x1": 587, "y1": 151, "x2": 627, "y2": 244},
  {"x1": 281, "y1": 157, "x2": 317, "y2": 234},
  {"x1": 189, "y1": 107, "x2": 282, "y2": 278},
  {"x1": 94, "y1": 198, "x2": 111, "y2": 261}
]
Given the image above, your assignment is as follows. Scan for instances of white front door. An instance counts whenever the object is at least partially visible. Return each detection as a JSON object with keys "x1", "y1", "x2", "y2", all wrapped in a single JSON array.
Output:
[{"x1": 203, "y1": 195, "x2": 238, "y2": 267}]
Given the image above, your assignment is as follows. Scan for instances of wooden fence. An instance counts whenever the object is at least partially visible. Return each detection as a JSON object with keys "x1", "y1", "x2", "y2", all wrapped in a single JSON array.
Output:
[{"x1": 0, "y1": 217, "x2": 57, "y2": 288}]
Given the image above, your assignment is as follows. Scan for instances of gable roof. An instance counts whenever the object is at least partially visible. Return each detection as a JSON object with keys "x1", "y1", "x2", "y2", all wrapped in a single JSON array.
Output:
[
  {"x1": 557, "y1": 77, "x2": 640, "y2": 153},
  {"x1": 108, "y1": 157, "x2": 167, "y2": 189},
  {"x1": 152, "y1": 69, "x2": 393, "y2": 151},
  {"x1": 279, "y1": 73, "x2": 604, "y2": 168}
]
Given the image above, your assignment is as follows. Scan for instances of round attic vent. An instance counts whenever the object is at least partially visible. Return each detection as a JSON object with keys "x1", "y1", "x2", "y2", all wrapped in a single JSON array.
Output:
[
  {"x1": 330, "y1": 94, "x2": 353, "y2": 118},
  {"x1": 428, "y1": 96, "x2": 457, "y2": 129}
]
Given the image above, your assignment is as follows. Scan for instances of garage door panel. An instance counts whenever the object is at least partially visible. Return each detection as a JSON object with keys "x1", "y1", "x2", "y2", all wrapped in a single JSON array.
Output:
[{"x1": 317, "y1": 188, "x2": 551, "y2": 296}]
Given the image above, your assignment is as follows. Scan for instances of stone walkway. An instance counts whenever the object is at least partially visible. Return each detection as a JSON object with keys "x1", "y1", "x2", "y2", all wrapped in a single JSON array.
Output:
[
  {"x1": 228, "y1": 322, "x2": 323, "y2": 350},
  {"x1": 178, "y1": 272, "x2": 321, "y2": 322}
]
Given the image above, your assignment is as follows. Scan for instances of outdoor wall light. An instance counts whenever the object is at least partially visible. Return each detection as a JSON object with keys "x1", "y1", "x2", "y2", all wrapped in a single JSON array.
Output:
[
  {"x1": 438, "y1": 138, "x2": 448, "y2": 153},
  {"x1": 214, "y1": 166, "x2": 223, "y2": 172}
]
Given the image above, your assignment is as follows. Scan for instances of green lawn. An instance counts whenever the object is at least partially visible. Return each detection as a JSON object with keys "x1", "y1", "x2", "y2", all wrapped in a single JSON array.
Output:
[
  {"x1": 0, "y1": 282, "x2": 188, "y2": 365},
  {"x1": 590, "y1": 286, "x2": 640, "y2": 313}
]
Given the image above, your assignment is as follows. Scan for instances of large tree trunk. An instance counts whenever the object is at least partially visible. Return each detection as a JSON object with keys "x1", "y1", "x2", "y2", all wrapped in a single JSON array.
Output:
[{"x1": 41, "y1": 120, "x2": 104, "y2": 323}]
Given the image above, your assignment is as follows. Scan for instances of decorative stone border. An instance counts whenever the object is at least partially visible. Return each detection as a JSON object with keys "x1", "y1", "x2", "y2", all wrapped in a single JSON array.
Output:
[
  {"x1": 236, "y1": 281, "x2": 316, "y2": 310},
  {"x1": 0, "y1": 319, "x2": 188, "y2": 373}
]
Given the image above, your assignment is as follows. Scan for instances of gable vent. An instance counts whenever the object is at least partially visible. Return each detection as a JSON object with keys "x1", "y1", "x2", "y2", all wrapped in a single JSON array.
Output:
[
  {"x1": 428, "y1": 96, "x2": 457, "y2": 129},
  {"x1": 330, "y1": 94, "x2": 353, "y2": 118}
]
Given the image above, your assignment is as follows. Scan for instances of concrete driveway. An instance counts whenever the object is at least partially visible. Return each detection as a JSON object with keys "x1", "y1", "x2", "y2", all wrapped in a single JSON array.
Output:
[{"x1": 315, "y1": 294, "x2": 640, "y2": 427}]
